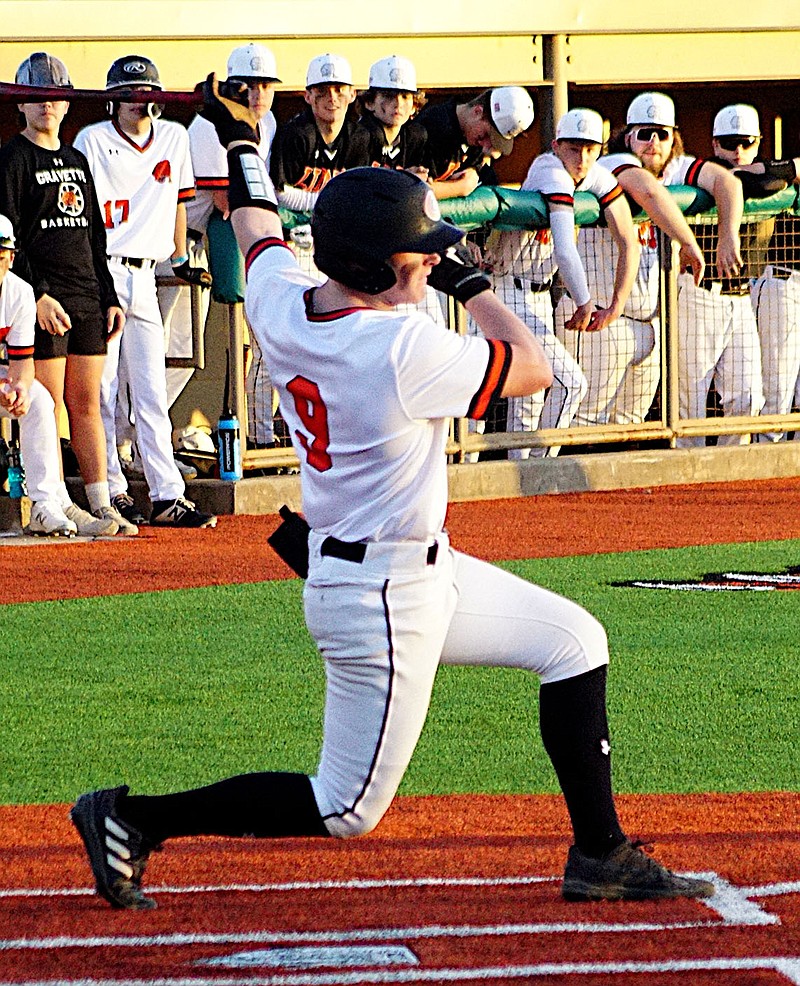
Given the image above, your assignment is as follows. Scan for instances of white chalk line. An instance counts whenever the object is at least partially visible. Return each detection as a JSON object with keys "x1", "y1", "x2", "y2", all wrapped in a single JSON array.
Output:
[
  {"x1": 2, "y1": 956, "x2": 800, "y2": 986},
  {"x1": 0, "y1": 874, "x2": 556, "y2": 900}
]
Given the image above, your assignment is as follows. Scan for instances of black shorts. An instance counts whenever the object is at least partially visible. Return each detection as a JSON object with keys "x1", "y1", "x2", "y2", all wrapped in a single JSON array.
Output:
[{"x1": 33, "y1": 297, "x2": 108, "y2": 359}]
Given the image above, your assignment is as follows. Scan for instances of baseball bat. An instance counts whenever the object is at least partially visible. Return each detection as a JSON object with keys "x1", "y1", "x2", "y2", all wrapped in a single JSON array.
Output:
[{"x1": 0, "y1": 82, "x2": 202, "y2": 105}]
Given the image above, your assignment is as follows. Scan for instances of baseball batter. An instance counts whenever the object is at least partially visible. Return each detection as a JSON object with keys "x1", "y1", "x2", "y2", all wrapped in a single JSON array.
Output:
[
  {"x1": 709, "y1": 104, "x2": 800, "y2": 442},
  {"x1": 486, "y1": 108, "x2": 639, "y2": 457},
  {"x1": 0, "y1": 52, "x2": 125, "y2": 536},
  {"x1": 607, "y1": 92, "x2": 761, "y2": 446},
  {"x1": 71, "y1": 79, "x2": 714, "y2": 911},
  {"x1": 74, "y1": 55, "x2": 216, "y2": 528}
]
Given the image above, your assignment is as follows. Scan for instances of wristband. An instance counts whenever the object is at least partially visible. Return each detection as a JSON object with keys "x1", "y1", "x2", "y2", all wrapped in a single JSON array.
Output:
[
  {"x1": 227, "y1": 146, "x2": 279, "y2": 214},
  {"x1": 769, "y1": 160, "x2": 798, "y2": 183},
  {"x1": 170, "y1": 254, "x2": 189, "y2": 268}
]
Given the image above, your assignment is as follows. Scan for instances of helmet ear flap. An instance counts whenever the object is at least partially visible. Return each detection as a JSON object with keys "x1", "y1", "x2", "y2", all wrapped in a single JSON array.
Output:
[{"x1": 313, "y1": 246, "x2": 397, "y2": 295}]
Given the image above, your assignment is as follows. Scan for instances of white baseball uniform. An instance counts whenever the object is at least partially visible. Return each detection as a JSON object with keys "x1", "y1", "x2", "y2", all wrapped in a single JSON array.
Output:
[
  {"x1": 245, "y1": 236, "x2": 608, "y2": 837},
  {"x1": 0, "y1": 268, "x2": 62, "y2": 504},
  {"x1": 487, "y1": 152, "x2": 623, "y2": 457},
  {"x1": 555, "y1": 152, "x2": 662, "y2": 427},
  {"x1": 74, "y1": 117, "x2": 195, "y2": 502},
  {"x1": 660, "y1": 154, "x2": 764, "y2": 445}
]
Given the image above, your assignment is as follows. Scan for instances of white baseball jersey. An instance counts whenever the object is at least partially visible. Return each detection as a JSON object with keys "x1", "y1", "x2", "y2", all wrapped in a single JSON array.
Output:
[
  {"x1": 486, "y1": 152, "x2": 622, "y2": 285},
  {"x1": 586, "y1": 153, "x2": 661, "y2": 319},
  {"x1": 74, "y1": 119, "x2": 195, "y2": 261},
  {"x1": 0, "y1": 269, "x2": 36, "y2": 359},
  {"x1": 187, "y1": 113, "x2": 275, "y2": 233},
  {"x1": 244, "y1": 239, "x2": 510, "y2": 542}
]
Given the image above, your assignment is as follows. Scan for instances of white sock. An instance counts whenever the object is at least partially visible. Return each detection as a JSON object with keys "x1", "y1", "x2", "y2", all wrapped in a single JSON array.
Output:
[
  {"x1": 57, "y1": 482, "x2": 72, "y2": 509},
  {"x1": 85, "y1": 481, "x2": 111, "y2": 512}
]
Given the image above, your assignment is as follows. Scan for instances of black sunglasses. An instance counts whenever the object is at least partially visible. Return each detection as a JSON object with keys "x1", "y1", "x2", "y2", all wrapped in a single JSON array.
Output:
[
  {"x1": 632, "y1": 126, "x2": 672, "y2": 142},
  {"x1": 716, "y1": 135, "x2": 758, "y2": 151}
]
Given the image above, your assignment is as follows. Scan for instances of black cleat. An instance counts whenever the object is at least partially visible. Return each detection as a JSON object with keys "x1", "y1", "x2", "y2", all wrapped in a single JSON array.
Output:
[
  {"x1": 70, "y1": 785, "x2": 157, "y2": 910},
  {"x1": 150, "y1": 496, "x2": 217, "y2": 528},
  {"x1": 562, "y1": 840, "x2": 716, "y2": 901}
]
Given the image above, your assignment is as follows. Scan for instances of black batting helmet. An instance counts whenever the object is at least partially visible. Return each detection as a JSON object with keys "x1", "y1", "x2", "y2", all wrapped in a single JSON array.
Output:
[
  {"x1": 105, "y1": 55, "x2": 162, "y2": 91},
  {"x1": 15, "y1": 52, "x2": 72, "y2": 89},
  {"x1": 311, "y1": 168, "x2": 464, "y2": 294}
]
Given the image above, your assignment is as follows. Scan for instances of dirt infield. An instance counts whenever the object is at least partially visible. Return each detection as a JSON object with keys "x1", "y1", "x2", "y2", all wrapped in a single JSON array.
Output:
[
  {"x1": 2, "y1": 479, "x2": 799, "y2": 983},
  {"x1": 1, "y1": 793, "x2": 798, "y2": 983},
  {"x1": 4, "y1": 477, "x2": 800, "y2": 604}
]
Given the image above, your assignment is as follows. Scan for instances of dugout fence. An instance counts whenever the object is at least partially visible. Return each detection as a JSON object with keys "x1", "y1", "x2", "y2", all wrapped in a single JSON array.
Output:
[{"x1": 203, "y1": 183, "x2": 800, "y2": 471}]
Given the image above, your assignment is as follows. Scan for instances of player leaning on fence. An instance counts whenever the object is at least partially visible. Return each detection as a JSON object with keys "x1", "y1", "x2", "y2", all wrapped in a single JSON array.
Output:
[
  {"x1": 70, "y1": 75, "x2": 715, "y2": 912},
  {"x1": 485, "y1": 107, "x2": 639, "y2": 458},
  {"x1": 607, "y1": 92, "x2": 762, "y2": 446}
]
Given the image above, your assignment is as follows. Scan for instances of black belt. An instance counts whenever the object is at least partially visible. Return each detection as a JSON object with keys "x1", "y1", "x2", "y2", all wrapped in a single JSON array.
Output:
[
  {"x1": 111, "y1": 256, "x2": 156, "y2": 269},
  {"x1": 320, "y1": 536, "x2": 439, "y2": 566},
  {"x1": 513, "y1": 276, "x2": 553, "y2": 294},
  {"x1": 702, "y1": 281, "x2": 751, "y2": 296}
]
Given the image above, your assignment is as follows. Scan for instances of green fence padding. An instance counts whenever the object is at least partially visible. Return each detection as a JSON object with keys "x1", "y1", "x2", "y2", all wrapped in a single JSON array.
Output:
[
  {"x1": 207, "y1": 210, "x2": 245, "y2": 304},
  {"x1": 205, "y1": 183, "x2": 800, "y2": 303}
]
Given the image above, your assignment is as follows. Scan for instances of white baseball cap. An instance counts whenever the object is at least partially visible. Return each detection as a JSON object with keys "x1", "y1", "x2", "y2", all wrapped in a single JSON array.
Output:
[
  {"x1": 556, "y1": 108, "x2": 604, "y2": 144},
  {"x1": 713, "y1": 103, "x2": 760, "y2": 137},
  {"x1": 627, "y1": 91, "x2": 676, "y2": 128},
  {"x1": 368, "y1": 55, "x2": 417, "y2": 93},
  {"x1": 306, "y1": 53, "x2": 352, "y2": 88},
  {"x1": 488, "y1": 86, "x2": 535, "y2": 154},
  {"x1": 0, "y1": 214, "x2": 15, "y2": 250},
  {"x1": 227, "y1": 43, "x2": 281, "y2": 83}
]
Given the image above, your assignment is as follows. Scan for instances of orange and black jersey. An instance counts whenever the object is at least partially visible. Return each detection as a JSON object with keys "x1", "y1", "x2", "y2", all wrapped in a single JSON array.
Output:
[
  {"x1": 358, "y1": 111, "x2": 430, "y2": 171},
  {"x1": 269, "y1": 108, "x2": 371, "y2": 193}
]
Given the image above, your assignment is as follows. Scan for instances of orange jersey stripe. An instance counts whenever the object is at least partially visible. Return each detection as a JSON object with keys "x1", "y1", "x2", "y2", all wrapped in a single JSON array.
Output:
[
  {"x1": 598, "y1": 184, "x2": 623, "y2": 209},
  {"x1": 178, "y1": 187, "x2": 195, "y2": 202},
  {"x1": 196, "y1": 176, "x2": 229, "y2": 190},
  {"x1": 468, "y1": 339, "x2": 512, "y2": 419},
  {"x1": 7, "y1": 346, "x2": 35, "y2": 359},
  {"x1": 546, "y1": 192, "x2": 575, "y2": 208}
]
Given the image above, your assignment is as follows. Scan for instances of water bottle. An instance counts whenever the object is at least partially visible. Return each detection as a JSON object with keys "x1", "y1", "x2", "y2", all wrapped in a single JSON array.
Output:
[
  {"x1": 218, "y1": 411, "x2": 242, "y2": 481},
  {"x1": 6, "y1": 439, "x2": 26, "y2": 498}
]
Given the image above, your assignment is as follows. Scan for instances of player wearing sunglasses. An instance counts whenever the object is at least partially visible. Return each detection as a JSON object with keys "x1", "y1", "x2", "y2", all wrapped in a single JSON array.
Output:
[
  {"x1": 603, "y1": 91, "x2": 763, "y2": 447},
  {"x1": 711, "y1": 104, "x2": 800, "y2": 443}
]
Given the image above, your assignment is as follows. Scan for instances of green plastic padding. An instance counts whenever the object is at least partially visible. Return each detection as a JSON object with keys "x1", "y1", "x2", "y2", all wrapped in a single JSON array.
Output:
[
  {"x1": 205, "y1": 184, "x2": 800, "y2": 304},
  {"x1": 207, "y1": 210, "x2": 245, "y2": 304}
]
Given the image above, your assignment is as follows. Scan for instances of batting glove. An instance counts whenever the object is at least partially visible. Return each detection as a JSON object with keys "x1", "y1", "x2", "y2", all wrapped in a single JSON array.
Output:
[
  {"x1": 172, "y1": 260, "x2": 212, "y2": 288},
  {"x1": 197, "y1": 73, "x2": 259, "y2": 147},
  {"x1": 427, "y1": 241, "x2": 492, "y2": 305}
]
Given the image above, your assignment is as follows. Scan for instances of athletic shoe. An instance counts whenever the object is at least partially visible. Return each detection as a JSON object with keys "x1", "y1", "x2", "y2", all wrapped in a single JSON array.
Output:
[
  {"x1": 63, "y1": 502, "x2": 118, "y2": 537},
  {"x1": 174, "y1": 456, "x2": 198, "y2": 481},
  {"x1": 93, "y1": 504, "x2": 138, "y2": 537},
  {"x1": 70, "y1": 785, "x2": 157, "y2": 910},
  {"x1": 562, "y1": 840, "x2": 716, "y2": 901},
  {"x1": 150, "y1": 496, "x2": 217, "y2": 528},
  {"x1": 112, "y1": 492, "x2": 146, "y2": 526},
  {"x1": 28, "y1": 500, "x2": 78, "y2": 537}
]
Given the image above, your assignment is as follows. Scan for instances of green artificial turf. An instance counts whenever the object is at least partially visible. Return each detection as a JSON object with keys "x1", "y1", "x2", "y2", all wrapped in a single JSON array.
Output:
[{"x1": 2, "y1": 539, "x2": 798, "y2": 804}]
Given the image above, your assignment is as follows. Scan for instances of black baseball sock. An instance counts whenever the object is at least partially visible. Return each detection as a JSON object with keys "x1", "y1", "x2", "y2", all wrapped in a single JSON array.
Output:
[
  {"x1": 539, "y1": 664, "x2": 626, "y2": 858},
  {"x1": 120, "y1": 771, "x2": 329, "y2": 844}
]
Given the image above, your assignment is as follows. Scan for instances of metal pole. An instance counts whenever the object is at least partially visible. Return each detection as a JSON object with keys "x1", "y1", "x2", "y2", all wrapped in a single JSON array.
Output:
[{"x1": 541, "y1": 34, "x2": 569, "y2": 146}]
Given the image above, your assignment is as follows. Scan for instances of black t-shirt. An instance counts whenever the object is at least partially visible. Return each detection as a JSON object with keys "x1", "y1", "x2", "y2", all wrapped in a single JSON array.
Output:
[
  {"x1": 358, "y1": 111, "x2": 430, "y2": 170},
  {"x1": 414, "y1": 99, "x2": 487, "y2": 181},
  {"x1": 269, "y1": 108, "x2": 371, "y2": 192},
  {"x1": 0, "y1": 134, "x2": 118, "y2": 310}
]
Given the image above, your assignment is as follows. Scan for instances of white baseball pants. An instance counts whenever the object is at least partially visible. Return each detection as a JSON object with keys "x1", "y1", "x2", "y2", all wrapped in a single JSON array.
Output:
[
  {"x1": 555, "y1": 296, "x2": 660, "y2": 427},
  {"x1": 499, "y1": 276, "x2": 586, "y2": 459},
  {"x1": 676, "y1": 275, "x2": 764, "y2": 447},
  {"x1": 304, "y1": 530, "x2": 609, "y2": 839},
  {"x1": 751, "y1": 267, "x2": 800, "y2": 442},
  {"x1": 103, "y1": 259, "x2": 184, "y2": 502},
  {"x1": 1, "y1": 375, "x2": 62, "y2": 503}
]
